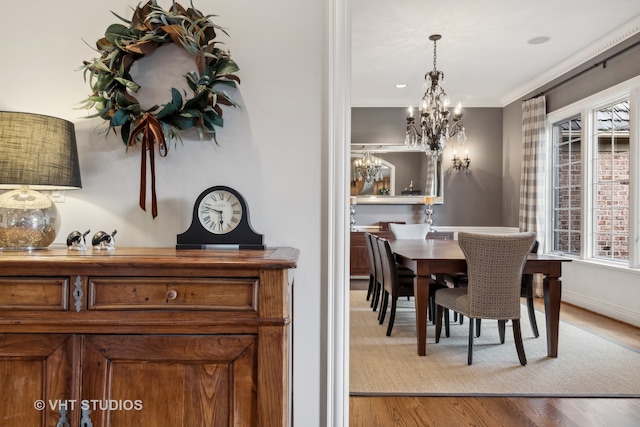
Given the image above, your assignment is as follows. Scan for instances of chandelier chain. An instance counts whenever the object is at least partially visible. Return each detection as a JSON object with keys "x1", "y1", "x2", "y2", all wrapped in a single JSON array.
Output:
[{"x1": 433, "y1": 38, "x2": 438, "y2": 71}]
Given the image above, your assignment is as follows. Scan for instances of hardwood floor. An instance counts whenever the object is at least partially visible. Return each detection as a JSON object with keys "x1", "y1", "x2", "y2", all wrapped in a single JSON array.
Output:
[{"x1": 349, "y1": 279, "x2": 640, "y2": 427}]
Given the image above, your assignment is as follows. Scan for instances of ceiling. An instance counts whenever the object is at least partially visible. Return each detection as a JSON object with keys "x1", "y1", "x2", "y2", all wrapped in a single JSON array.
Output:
[{"x1": 351, "y1": 0, "x2": 640, "y2": 108}]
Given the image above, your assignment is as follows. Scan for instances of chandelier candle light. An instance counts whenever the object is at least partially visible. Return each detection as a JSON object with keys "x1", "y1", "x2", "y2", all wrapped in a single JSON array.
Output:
[{"x1": 405, "y1": 34, "x2": 467, "y2": 157}]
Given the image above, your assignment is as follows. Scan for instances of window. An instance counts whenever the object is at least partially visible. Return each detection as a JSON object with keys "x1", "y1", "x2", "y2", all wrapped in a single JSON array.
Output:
[
  {"x1": 548, "y1": 77, "x2": 639, "y2": 268},
  {"x1": 552, "y1": 116, "x2": 582, "y2": 256},
  {"x1": 592, "y1": 101, "x2": 630, "y2": 261}
]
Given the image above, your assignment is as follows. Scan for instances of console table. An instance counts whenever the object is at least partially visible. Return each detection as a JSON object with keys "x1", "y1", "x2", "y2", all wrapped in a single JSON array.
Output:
[{"x1": 0, "y1": 247, "x2": 298, "y2": 427}]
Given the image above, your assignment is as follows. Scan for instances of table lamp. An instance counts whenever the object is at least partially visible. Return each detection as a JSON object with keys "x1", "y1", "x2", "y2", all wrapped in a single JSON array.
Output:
[{"x1": 0, "y1": 112, "x2": 82, "y2": 250}]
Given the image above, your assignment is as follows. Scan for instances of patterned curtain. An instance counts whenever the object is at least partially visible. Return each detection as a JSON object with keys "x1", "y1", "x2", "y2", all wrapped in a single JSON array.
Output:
[{"x1": 519, "y1": 96, "x2": 546, "y2": 250}]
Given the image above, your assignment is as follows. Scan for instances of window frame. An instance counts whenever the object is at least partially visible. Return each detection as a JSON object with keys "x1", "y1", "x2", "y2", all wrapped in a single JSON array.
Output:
[
  {"x1": 545, "y1": 75, "x2": 640, "y2": 269},
  {"x1": 551, "y1": 114, "x2": 583, "y2": 257}
]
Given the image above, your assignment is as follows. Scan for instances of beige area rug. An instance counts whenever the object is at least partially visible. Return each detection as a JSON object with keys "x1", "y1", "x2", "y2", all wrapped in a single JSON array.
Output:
[{"x1": 350, "y1": 290, "x2": 640, "y2": 396}]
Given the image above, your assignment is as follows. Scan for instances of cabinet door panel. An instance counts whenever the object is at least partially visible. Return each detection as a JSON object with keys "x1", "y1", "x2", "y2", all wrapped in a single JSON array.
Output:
[
  {"x1": 0, "y1": 334, "x2": 76, "y2": 427},
  {"x1": 81, "y1": 335, "x2": 257, "y2": 427}
]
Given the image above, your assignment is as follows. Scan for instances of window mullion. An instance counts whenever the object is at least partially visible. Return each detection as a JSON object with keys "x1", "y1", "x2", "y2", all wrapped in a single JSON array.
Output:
[
  {"x1": 629, "y1": 88, "x2": 640, "y2": 268},
  {"x1": 583, "y1": 107, "x2": 593, "y2": 261}
]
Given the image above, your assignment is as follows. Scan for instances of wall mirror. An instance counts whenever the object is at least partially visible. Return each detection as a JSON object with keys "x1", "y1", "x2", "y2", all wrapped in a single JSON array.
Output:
[{"x1": 350, "y1": 144, "x2": 443, "y2": 204}]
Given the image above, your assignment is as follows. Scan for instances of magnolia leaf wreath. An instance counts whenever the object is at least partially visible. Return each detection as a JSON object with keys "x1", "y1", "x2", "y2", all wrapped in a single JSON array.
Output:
[{"x1": 80, "y1": 0, "x2": 241, "y2": 218}]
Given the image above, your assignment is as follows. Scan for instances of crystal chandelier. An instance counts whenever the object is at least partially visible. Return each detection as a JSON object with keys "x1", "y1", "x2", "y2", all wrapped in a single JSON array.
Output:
[
  {"x1": 354, "y1": 152, "x2": 382, "y2": 182},
  {"x1": 405, "y1": 34, "x2": 467, "y2": 157}
]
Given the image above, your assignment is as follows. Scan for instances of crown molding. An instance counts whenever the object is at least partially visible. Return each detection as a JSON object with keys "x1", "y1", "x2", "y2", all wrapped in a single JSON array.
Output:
[
  {"x1": 500, "y1": 15, "x2": 640, "y2": 107},
  {"x1": 351, "y1": 98, "x2": 504, "y2": 109}
]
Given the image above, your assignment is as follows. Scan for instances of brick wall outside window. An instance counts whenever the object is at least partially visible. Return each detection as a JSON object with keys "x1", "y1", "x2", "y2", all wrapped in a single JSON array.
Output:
[{"x1": 595, "y1": 148, "x2": 630, "y2": 259}]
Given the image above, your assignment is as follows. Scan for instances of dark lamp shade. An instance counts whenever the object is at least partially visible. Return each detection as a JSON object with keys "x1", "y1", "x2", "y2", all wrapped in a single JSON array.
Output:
[{"x1": 0, "y1": 111, "x2": 82, "y2": 190}]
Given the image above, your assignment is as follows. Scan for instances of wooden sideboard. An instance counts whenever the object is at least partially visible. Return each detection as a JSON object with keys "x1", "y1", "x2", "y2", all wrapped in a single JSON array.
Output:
[
  {"x1": 350, "y1": 231, "x2": 394, "y2": 276},
  {"x1": 0, "y1": 247, "x2": 298, "y2": 427}
]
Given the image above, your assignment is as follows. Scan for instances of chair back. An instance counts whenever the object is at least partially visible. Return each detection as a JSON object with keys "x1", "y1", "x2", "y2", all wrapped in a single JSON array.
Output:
[
  {"x1": 364, "y1": 232, "x2": 377, "y2": 279},
  {"x1": 389, "y1": 223, "x2": 430, "y2": 240},
  {"x1": 458, "y1": 232, "x2": 536, "y2": 319},
  {"x1": 370, "y1": 234, "x2": 384, "y2": 291},
  {"x1": 379, "y1": 221, "x2": 406, "y2": 231},
  {"x1": 521, "y1": 240, "x2": 539, "y2": 291},
  {"x1": 376, "y1": 237, "x2": 401, "y2": 296}
]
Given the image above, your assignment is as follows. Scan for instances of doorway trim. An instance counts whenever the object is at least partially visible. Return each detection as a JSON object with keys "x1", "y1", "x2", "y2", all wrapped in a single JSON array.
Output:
[{"x1": 325, "y1": 0, "x2": 350, "y2": 426}]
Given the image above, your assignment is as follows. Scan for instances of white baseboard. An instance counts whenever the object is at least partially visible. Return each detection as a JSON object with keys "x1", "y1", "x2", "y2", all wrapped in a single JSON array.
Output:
[{"x1": 563, "y1": 289, "x2": 640, "y2": 328}]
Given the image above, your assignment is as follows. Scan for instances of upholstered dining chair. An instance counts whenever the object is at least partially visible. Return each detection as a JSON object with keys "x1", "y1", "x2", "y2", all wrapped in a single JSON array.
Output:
[
  {"x1": 446, "y1": 239, "x2": 541, "y2": 337},
  {"x1": 377, "y1": 237, "x2": 447, "y2": 336},
  {"x1": 389, "y1": 223, "x2": 430, "y2": 240},
  {"x1": 434, "y1": 232, "x2": 536, "y2": 365}
]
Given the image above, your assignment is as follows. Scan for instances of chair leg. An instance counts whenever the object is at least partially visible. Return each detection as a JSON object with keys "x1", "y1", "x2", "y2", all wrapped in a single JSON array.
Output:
[
  {"x1": 498, "y1": 320, "x2": 506, "y2": 344},
  {"x1": 435, "y1": 305, "x2": 443, "y2": 342},
  {"x1": 378, "y1": 291, "x2": 388, "y2": 324},
  {"x1": 382, "y1": 291, "x2": 390, "y2": 323},
  {"x1": 371, "y1": 281, "x2": 381, "y2": 310},
  {"x1": 366, "y1": 274, "x2": 374, "y2": 301},
  {"x1": 428, "y1": 296, "x2": 434, "y2": 323},
  {"x1": 512, "y1": 319, "x2": 527, "y2": 366},
  {"x1": 526, "y1": 295, "x2": 540, "y2": 338},
  {"x1": 453, "y1": 311, "x2": 465, "y2": 325},
  {"x1": 370, "y1": 282, "x2": 376, "y2": 308},
  {"x1": 444, "y1": 309, "x2": 450, "y2": 337},
  {"x1": 468, "y1": 317, "x2": 475, "y2": 365},
  {"x1": 386, "y1": 297, "x2": 398, "y2": 336},
  {"x1": 475, "y1": 318, "x2": 481, "y2": 337},
  {"x1": 375, "y1": 289, "x2": 382, "y2": 318}
]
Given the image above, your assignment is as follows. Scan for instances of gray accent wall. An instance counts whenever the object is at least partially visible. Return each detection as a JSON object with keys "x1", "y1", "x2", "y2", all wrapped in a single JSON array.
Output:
[{"x1": 351, "y1": 107, "x2": 503, "y2": 227}]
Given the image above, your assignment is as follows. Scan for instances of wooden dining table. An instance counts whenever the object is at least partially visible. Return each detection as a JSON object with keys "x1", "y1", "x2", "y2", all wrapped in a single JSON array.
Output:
[{"x1": 390, "y1": 238, "x2": 571, "y2": 357}]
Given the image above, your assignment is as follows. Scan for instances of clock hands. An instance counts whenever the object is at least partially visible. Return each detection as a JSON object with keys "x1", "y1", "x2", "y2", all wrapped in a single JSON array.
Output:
[
  {"x1": 202, "y1": 206, "x2": 226, "y2": 230},
  {"x1": 201, "y1": 206, "x2": 223, "y2": 214}
]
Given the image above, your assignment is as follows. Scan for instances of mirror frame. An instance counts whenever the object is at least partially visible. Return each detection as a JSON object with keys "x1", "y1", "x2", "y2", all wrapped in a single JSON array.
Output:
[{"x1": 350, "y1": 144, "x2": 444, "y2": 204}]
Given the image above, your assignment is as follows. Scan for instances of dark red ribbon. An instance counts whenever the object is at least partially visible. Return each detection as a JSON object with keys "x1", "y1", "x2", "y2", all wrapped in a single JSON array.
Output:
[{"x1": 128, "y1": 113, "x2": 168, "y2": 218}]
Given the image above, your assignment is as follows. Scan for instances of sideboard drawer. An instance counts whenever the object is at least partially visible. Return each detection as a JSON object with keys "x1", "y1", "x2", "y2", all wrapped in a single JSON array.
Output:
[
  {"x1": 0, "y1": 278, "x2": 69, "y2": 310},
  {"x1": 88, "y1": 277, "x2": 258, "y2": 311}
]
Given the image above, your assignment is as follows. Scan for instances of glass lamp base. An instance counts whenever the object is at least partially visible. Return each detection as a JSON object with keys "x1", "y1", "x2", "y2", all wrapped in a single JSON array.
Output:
[{"x1": 0, "y1": 189, "x2": 60, "y2": 250}]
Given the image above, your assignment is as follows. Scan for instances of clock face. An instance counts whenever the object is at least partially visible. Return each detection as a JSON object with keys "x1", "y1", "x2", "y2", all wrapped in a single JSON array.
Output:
[{"x1": 197, "y1": 189, "x2": 243, "y2": 234}]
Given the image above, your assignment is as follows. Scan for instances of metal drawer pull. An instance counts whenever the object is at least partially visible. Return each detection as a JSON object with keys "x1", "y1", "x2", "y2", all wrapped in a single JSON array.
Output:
[
  {"x1": 80, "y1": 407, "x2": 93, "y2": 427},
  {"x1": 166, "y1": 289, "x2": 178, "y2": 300},
  {"x1": 56, "y1": 408, "x2": 70, "y2": 427}
]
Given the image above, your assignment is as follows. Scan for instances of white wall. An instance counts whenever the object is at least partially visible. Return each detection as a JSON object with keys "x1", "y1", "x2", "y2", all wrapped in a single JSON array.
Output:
[
  {"x1": 562, "y1": 262, "x2": 640, "y2": 327},
  {"x1": 0, "y1": 0, "x2": 325, "y2": 424}
]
